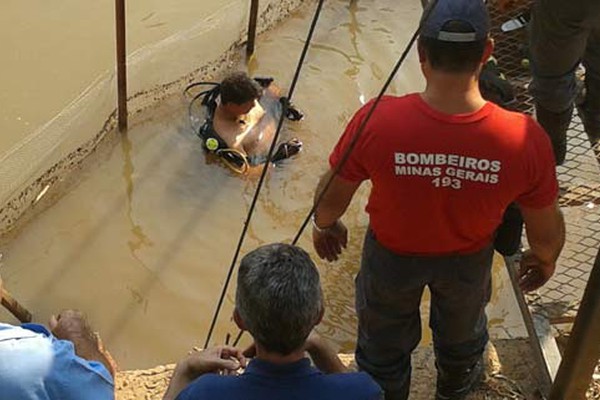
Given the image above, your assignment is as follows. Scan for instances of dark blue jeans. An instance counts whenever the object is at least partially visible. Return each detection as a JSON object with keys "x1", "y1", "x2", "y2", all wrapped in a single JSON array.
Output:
[{"x1": 355, "y1": 230, "x2": 493, "y2": 400}]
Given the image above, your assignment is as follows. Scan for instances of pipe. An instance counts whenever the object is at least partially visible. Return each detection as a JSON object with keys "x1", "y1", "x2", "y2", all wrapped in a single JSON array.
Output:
[
  {"x1": 115, "y1": 0, "x2": 128, "y2": 132},
  {"x1": 549, "y1": 247, "x2": 600, "y2": 399},
  {"x1": 1, "y1": 288, "x2": 32, "y2": 323},
  {"x1": 504, "y1": 256, "x2": 553, "y2": 395},
  {"x1": 247, "y1": 0, "x2": 259, "y2": 57}
]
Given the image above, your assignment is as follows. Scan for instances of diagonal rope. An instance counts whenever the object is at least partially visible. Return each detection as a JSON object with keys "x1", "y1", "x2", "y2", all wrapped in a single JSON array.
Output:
[
  {"x1": 204, "y1": 0, "x2": 327, "y2": 349},
  {"x1": 292, "y1": 0, "x2": 440, "y2": 245}
]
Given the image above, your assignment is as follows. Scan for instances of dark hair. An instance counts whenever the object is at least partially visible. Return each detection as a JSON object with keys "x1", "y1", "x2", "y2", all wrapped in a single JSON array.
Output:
[
  {"x1": 418, "y1": 21, "x2": 486, "y2": 73},
  {"x1": 236, "y1": 243, "x2": 323, "y2": 355},
  {"x1": 220, "y1": 72, "x2": 262, "y2": 105}
]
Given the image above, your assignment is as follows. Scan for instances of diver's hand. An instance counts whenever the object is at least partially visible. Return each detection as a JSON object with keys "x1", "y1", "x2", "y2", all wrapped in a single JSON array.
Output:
[{"x1": 313, "y1": 220, "x2": 348, "y2": 262}]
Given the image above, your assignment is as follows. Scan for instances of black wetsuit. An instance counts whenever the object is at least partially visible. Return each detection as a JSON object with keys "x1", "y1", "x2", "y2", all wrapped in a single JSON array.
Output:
[{"x1": 192, "y1": 78, "x2": 302, "y2": 169}]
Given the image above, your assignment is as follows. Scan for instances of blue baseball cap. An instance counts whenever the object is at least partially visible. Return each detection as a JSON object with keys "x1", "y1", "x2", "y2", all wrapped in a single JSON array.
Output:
[{"x1": 421, "y1": 0, "x2": 490, "y2": 42}]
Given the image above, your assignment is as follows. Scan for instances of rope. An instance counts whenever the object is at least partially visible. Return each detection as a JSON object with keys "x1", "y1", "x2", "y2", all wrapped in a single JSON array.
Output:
[
  {"x1": 184, "y1": 82, "x2": 219, "y2": 130},
  {"x1": 292, "y1": 0, "x2": 439, "y2": 245},
  {"x1": 203, "y1": 0, "x2": 327, "y2": 349},
  {"x1": 217, "y1": 148, "x2": 251, "y2": 174}
]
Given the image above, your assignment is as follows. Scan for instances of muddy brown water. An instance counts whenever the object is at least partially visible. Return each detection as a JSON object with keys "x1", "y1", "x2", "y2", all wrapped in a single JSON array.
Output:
[
  {"x1": 0, "y1": 0, "x2": 237, "y2": 152},
  {"x1": 1, "y1": 0, "x2": 523, "y2": 370}
]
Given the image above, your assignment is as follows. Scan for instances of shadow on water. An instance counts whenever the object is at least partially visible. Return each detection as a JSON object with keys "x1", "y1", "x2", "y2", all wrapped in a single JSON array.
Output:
[{"x1": 121, "y1": 131, "x2": 154, "y2": 267}]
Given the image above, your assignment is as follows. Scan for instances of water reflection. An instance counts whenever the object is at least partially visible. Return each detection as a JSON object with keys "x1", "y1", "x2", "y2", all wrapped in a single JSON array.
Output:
[{"x1": 120, "y1": 132, "x2": 154, "y2": 268}]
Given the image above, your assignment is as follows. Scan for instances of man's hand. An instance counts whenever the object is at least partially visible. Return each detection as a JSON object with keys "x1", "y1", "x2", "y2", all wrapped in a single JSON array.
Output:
[
  {"x1": 164, "y1": 346, "x2": 247, "y2": 400},
  {"x1": 519, "y1": 202, "x2": 564, "y2": 292},
  {"x1": 180, "y1": 346, "x2": 246, "y2": 377},
  {"x1": 49, "y1": 310, "x2": 117, "y2": 376},
  {"x1": 519, "y1": 250, "x2": 556, "y2": 292},
  {"x1": 313, "y1": 220, "x2": 348, "y2": 262},
  {"x1": 49, "y1": 310, "x2": 94, "y2": 341}
]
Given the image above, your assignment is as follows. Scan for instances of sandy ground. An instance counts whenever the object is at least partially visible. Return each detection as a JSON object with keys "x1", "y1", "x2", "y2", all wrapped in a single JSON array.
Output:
[{"x1": 115, "y1": 339, "x2": 545, "y2": 400}]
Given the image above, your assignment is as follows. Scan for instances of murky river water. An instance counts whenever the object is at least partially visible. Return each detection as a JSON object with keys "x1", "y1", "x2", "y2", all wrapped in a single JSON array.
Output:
[{"x1": 1, "y1": 0, "x2": 524, "y2": 370}]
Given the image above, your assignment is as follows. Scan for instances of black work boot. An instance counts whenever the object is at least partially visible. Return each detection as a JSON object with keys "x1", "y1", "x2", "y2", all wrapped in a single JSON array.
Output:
[
  {"x1": 435, "y1": 359, "x2": 484, "y2": 400},
  {"x1": 575, "y1": 99, "x2": 600, "y2": 168},
  {"x1": 383, "y1": 385, "x2": 410, "y2": 400},
  {"x1": 535, "y1": 104, "x2": 574, "y2": 166},
  {"x1": 579, "y1": 105, "x2": 600, "y2": 167}
]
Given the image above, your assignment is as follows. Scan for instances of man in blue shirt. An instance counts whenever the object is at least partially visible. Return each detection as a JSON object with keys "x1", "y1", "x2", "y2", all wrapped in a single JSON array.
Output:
[
  {"x1": 0, "y1": 276, "x2": 115, "y2": 400},
  {"x1": 163, "y1": 243, "x2": 382, "y2": 400}
]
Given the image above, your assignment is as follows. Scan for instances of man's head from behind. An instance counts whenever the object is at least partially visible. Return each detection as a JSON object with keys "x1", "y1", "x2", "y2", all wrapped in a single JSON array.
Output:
[
  {"x1": 418, "y1": 0, "x2": 492, "y2": 74},
  {"x1": 234, "y1": 243, "x2": 323, "y2": 356},
  {"x1": 220, "y1": 71, "x2": 263, "y2": 116}
]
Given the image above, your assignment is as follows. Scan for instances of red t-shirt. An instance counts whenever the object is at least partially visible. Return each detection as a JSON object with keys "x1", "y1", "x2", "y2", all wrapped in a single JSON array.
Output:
[{"x1": 329, "y1": 94, "x2": 558, "y2": 255}]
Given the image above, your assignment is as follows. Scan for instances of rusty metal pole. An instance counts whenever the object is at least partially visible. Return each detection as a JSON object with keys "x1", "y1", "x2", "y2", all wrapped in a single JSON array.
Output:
[
  {"x1": 247, "y1": 0, "x2": 259, "y2": 57},
  {"x1": 549, "y1": 247, "x2": 600, "y2": 400},
  {"x1": 115, "y1": 0, "x2": 128, "y2": 132},
  {"x1": 1, "y1": 288, "x2": 32, "y2": 323},
  {"x1": 505, "y1": 256, "x2": 554, "y2": 395}
]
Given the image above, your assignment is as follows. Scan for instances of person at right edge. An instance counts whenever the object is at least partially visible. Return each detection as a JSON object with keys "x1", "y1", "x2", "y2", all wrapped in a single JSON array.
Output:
[
  {"x1": 311, "y1": 1, "x2": 566, "y2": 399},
  {"x1": 500, "y1": 0, "x2": 600, "y2": 166}
]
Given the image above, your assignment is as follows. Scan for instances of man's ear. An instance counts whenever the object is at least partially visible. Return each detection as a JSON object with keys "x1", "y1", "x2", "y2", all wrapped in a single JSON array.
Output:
[
  {"x1": 417, "y1": 41, "x2": 427, "y2": 63},
  {"x1": 314, "y1": 306, "x2": 325, "y2": 327},
  {"x1": 482, "y1": 37, "x2": 495, "y2": 63},
  {"x1": 233, "y1": 308, "x2": 247, "y2": 331}
]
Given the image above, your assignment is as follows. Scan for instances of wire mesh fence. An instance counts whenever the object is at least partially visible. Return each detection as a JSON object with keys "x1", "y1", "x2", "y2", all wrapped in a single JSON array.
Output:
[
  {"x1": 490, "y1": 0, "x2": 600, "y2": 320},
  {"x1": 489, "y1": 1, "x2": 600, "y2": 396}
]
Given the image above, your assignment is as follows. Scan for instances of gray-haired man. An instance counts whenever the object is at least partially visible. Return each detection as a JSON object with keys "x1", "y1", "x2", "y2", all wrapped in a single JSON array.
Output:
[{"x1": 164, "y1": 243, "x2": 382, "y2": 400}]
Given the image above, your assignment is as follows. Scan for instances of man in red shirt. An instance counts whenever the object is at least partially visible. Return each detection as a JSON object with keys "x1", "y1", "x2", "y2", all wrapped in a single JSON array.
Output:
[{"x1": 311, "y1": 0, "x2": 565, "y2": 399}]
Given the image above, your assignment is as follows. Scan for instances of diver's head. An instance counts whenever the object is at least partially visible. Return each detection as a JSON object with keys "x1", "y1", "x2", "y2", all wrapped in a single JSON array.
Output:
[
  {"x1": 220, "y1": 72, "x2": 263, "y2": 117},
  {"x1": 417, "y1": 0, "x2": 493, "y2": 77},
  {"x1": 234, "y1": 243, "x2": 324, "y2": 356}
]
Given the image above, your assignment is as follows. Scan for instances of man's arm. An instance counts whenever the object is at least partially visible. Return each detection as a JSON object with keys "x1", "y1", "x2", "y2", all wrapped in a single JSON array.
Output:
[
  {"x1": 49, "y1": 310, "x2": 117, "y2": 377},
  {"x1": 519, "y1": 201, "x2": 566, "y2": 291},
  {"x1": 305, "y1": 332, "x2": 346, "y2": 374},
  {"x1": 492, "y1": 0, "x2": 518, "y2": 12},
  {"x1": 312, "y1": 169, "x2": 361, "y2": 261},
  {"x1": 163, "y1": 346, "x2": 246, "y2": 400}
]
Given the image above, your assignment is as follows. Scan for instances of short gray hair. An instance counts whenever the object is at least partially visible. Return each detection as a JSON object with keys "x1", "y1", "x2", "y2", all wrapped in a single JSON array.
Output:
[{"x1": 236, "y1": 243, "x2": 323, "y2": 355}]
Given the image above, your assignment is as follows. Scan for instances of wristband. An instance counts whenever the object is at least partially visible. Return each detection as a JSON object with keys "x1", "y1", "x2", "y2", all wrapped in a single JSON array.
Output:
[{"x1": 311, "y1": 215, "x2": 335, "y2": 232}]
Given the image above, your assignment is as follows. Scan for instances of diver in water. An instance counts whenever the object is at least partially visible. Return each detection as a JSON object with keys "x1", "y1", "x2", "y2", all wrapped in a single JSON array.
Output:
[{"x1": 188, "y1": 71, "x2": 303, "y2": 173}]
